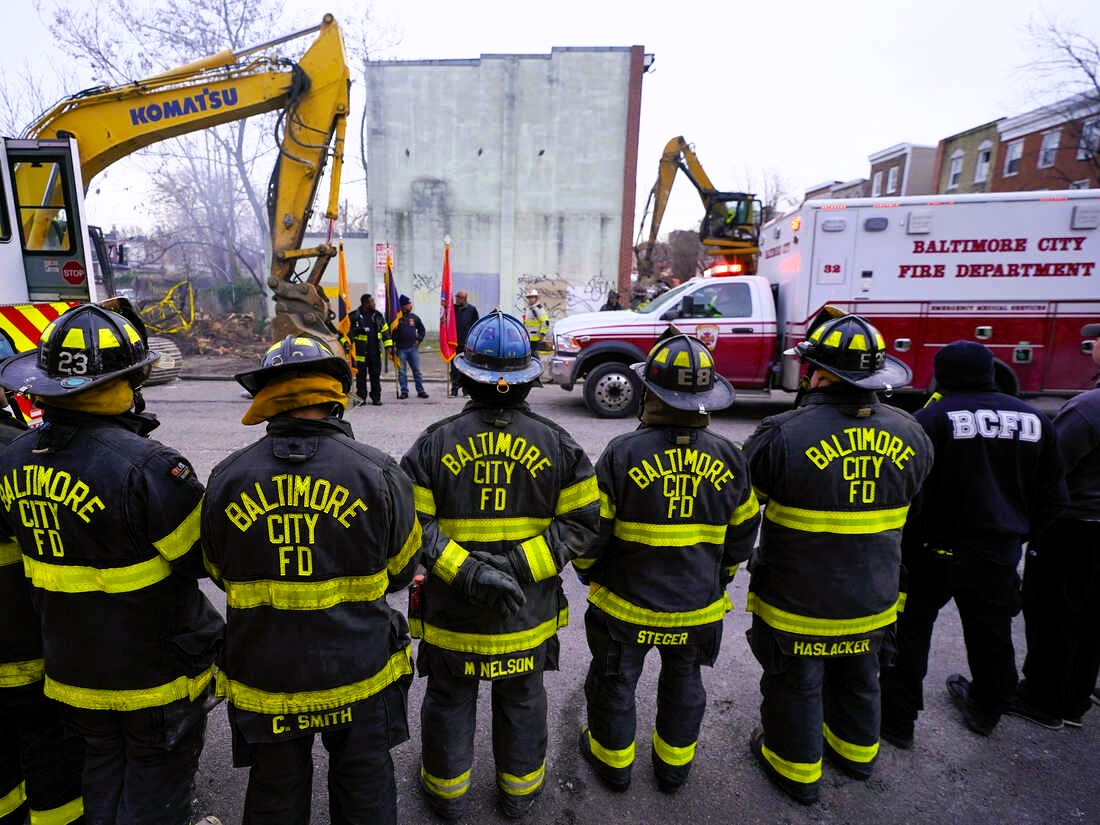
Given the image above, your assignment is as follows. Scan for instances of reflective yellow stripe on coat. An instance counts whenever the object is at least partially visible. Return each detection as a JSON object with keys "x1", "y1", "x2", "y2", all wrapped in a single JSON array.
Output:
[
  {"x1": 45, "y1": 666, "x2": 215, "y2": 711},
  {"x1": 589, "y1": 585, "x2": 731, "y2": 628},
  {"x1": 217, "y1": 648, "x2": 412, "y2": 714},
  {"x1": 24, "y1": 555, "x2": 171, "y2": 594},
  {"x1": 747, "y1": 592, "x2": 899, "y2": 637},
  {"x1": 612, "y1": 520, "x2": 726, "y2": 546},
  {"x1": 410, "y1": 608, "x2": 569, "y2": 655},
  {"x1": 556, "y1": 477, "x2": 598, "y2": 515},
  {"x1": 29, "y1": 795, "x2": 84, "y2": 825},
  {"x1": 0, "y1": 658, "x2": 45, "y2": 688},
  {"x1": 153, "y1": 501, "x2": 201, "y2": 561},
  {"x1": 764, "y1": 500, "x2": 909, "y2": 534},
  {"x1": 225, "y1": 573, "x2": 389, "y2": 610}
]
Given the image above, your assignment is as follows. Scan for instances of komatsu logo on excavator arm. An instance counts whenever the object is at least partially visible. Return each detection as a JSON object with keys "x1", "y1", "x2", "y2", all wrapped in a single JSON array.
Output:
[{"x1": 130, "y1": 88, "x2": 240, "y2": 126}]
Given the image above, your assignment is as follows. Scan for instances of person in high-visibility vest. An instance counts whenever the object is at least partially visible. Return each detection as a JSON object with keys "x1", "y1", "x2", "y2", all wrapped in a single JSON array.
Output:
[
  {"x1": 349, "y1": 294, "x2": 392, "y2": 405},
  {"x1": 522, "y1": 289, "x2": 551, "y2": 354}
]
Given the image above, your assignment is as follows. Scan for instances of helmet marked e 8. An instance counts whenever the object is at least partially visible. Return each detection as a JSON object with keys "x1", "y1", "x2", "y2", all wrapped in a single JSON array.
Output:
[{"x1": 632, "y1": 333, "x2": 735, "y2": 413}]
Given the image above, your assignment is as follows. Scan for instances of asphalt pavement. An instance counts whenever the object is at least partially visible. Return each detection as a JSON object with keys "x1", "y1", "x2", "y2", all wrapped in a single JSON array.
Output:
[{"x1": 140, "y1": 377, "x2": 1097, "y2": 825}]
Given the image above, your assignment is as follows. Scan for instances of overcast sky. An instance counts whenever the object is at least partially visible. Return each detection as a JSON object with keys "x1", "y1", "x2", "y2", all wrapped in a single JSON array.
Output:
[{"x1": 4, "y1": 0, "x2": 1098, "y2": 237}]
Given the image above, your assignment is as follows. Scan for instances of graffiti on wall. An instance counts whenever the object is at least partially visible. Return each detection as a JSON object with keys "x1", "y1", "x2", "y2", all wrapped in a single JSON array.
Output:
[
  {"x1": 410, "y1": 271, "x2": 436, "y2": 293},
  {"x1": 517, "y1": 272, "x2": 619, "y2": 317}
]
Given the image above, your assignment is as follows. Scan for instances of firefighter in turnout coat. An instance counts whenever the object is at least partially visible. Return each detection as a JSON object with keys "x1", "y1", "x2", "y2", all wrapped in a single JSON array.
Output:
[
  {"x1": 0, "y1": 304, "x2": 223, "y2": 825},
  {"x1": 401, "y1": 311, "x2": 600, "y2": 820},
  {"x1": 880, "y1": 341, "x2": 1067, "y2": 743},
  {"x1": 202, "y1": 336, "x2": 421, "y2": 825},
  {"x1": 574, "y1": 334, "x2": 760, "y2": 794},
  {"x1": 742, "y1": 314, "x2": 932, "y2": 805},
  {"x1": 349, "y1": 294, "x2": 392, "y2": 405},
  {"x1": 0, "y1": 337, "x2": 84, "y2": 825}
]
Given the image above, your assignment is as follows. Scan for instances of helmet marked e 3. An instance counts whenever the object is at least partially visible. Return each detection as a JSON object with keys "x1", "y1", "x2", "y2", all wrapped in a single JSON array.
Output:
[{"x1": 792, "y1": 314, "x2": 911, "y2": 391}]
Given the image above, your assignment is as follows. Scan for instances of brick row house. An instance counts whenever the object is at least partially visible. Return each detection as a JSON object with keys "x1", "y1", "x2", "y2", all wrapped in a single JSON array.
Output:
[
  {"x1": 807, "y1": 93, "x2": 1100, "y2": 200},
  {"x1": 989, "y1": 94, "x2": 1100, "y2": 192}
]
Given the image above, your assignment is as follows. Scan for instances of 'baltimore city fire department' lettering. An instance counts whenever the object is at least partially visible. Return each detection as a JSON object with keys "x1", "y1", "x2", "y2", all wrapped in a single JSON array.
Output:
[
  {"x1": 440, "y1": 431, "x2": 554, "y2": 513},
  {"x1": 0, "y1": 465, "x2": 107, "y2": 558},
  {"x1": 803, "y1": 426, "x2": 919, "y2": 505},
  {"x1": 897, "y1": 236, "x2": 1095, "y2": 279},
  {"x1": 627, "y1": 447, "x2": 736, "y2": 519},
  {"x1": 222, "y1": 474, "x2": 368, "y2": 577}
]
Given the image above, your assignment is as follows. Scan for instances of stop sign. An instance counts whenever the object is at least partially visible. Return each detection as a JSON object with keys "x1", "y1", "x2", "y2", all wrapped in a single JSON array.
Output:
[{"x1": 61, "y1": 261, "x2": 86, "y2": 285}]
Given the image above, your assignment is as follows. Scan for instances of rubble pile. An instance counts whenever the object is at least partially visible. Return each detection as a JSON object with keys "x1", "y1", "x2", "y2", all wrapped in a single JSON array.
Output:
[{"x1": 166, "y1": 311, "x2": 270, "y2": 357}]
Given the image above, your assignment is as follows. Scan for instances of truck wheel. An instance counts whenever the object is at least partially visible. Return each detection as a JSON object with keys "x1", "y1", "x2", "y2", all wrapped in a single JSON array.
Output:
[
  {"x1": 146, "y1": 336, "x2": 184, "y2": 386},
  {"x1": 583, "y1": 362, "x2": 641, "y2": 418}
]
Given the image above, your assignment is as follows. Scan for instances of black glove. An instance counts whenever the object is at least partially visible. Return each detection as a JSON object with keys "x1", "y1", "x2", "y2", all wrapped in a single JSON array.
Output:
[
  {"x1": 454, "y1": 557, "x2": 526, "y2": 617},
  {"x1": 470, "y1": 549, "x2": 532, "y2": 586}
]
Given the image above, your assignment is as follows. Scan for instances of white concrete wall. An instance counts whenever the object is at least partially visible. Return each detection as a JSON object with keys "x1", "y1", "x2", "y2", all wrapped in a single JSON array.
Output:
[
  {"x1": 365, "y1": 48, "x2": 636, "y2": 332},
  {"x1": 905, "y1": 147, "x2": 939, "y2": 196}
]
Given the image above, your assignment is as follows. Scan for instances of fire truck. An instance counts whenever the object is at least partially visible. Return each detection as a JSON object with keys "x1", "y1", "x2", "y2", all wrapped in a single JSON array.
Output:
[{"x1": 549, "y1": 189, "x2": 1100, "y2": 417}]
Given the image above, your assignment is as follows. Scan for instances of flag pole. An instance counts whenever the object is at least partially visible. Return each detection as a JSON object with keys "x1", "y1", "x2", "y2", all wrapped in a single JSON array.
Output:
[{"x1": 439, "y1": 236, "x2": 458, "y2": 398}]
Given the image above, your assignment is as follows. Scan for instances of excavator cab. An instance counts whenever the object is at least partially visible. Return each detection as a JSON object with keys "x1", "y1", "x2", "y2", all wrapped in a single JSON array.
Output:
[
  {"x1": 0, "y1": 137, "x2": 94, "y2": 305},
  {"x1": 702, "y1": 193, "x2": 761, "y2": 247},
  {"x1": 637, "y1": 137, "x2": 764, "y2": 279}
]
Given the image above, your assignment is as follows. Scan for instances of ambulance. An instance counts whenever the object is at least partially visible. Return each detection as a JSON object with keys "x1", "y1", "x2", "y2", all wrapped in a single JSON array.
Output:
[{"x1": 548, "y1": 189, "x2": 1100, "y2": 417}]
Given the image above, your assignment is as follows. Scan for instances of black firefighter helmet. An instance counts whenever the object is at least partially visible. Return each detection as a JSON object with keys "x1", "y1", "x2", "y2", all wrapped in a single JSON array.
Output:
[
  {"x1": 235, "y1": 335, "x2": 352, "y2": 396},
  {"x1": 632, "y1": 333, "x2": 735, "y2": 413},
  {"x1": 0, "y1": 303, "x2": 157, "y2": 397},
  {"x1": 788, "y1": 313, "x2": 911, "y2": 392}
]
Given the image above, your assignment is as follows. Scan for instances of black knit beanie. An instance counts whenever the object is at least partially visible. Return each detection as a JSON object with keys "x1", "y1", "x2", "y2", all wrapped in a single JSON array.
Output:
[{"x1": 934, "y1": 341, "x2": 995, "y2": 391}]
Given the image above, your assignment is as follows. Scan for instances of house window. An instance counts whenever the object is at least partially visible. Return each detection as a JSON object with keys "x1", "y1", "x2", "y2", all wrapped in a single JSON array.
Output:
[
  {"x1": 886, "y1": 166, "x2": 898, "y2": 194},
  {"x1": 1004, "y1": 140, "x2": 1024, "y2": 176},
  {"x1": 1038, "y1": 130, "x2": 1060, "y2": 169},
  {"x1": 1069, "y1": 179, "x2": 1091, "y2": 189},
  {"x1": 974, "y1": 142, "x2": 992, "y2": 183},
  {"x1": 871, "y1": 171, "x2": 882, "y2": 197},
  {"x1": 947, "y1": 151, "x2": 964, "y2": 189},
  {"x1": 1078, "y1": 117, "x2": 1100, "y2": 161}
]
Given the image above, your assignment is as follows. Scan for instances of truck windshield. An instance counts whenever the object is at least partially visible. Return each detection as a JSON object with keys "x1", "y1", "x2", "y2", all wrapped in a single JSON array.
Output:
[{"x1": 634, "y1": 281, "x2": 694, "y2": 315}]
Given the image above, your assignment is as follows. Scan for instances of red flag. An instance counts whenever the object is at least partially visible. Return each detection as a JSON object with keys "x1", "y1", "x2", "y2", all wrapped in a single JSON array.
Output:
[{"x1": 439, "y1": 243, "x2": 458, "y2": 362}]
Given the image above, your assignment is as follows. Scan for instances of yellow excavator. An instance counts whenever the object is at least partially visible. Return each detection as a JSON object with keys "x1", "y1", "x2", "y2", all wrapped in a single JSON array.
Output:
[
  {"x1": 636, "y1": 136, "x2": 762, "y2": 277},
  {"x1": 1, "y1": 13, "x2": 350, "y2": 364}
]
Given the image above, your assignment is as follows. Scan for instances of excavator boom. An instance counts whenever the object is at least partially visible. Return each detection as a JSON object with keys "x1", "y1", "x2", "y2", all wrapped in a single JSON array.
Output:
[
  {"x1": 637, "y1": 136, "x2": 762, "y2": 276},
  {"x1": 21, "y1": 15, "x2": 350, "y2": 352}
]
